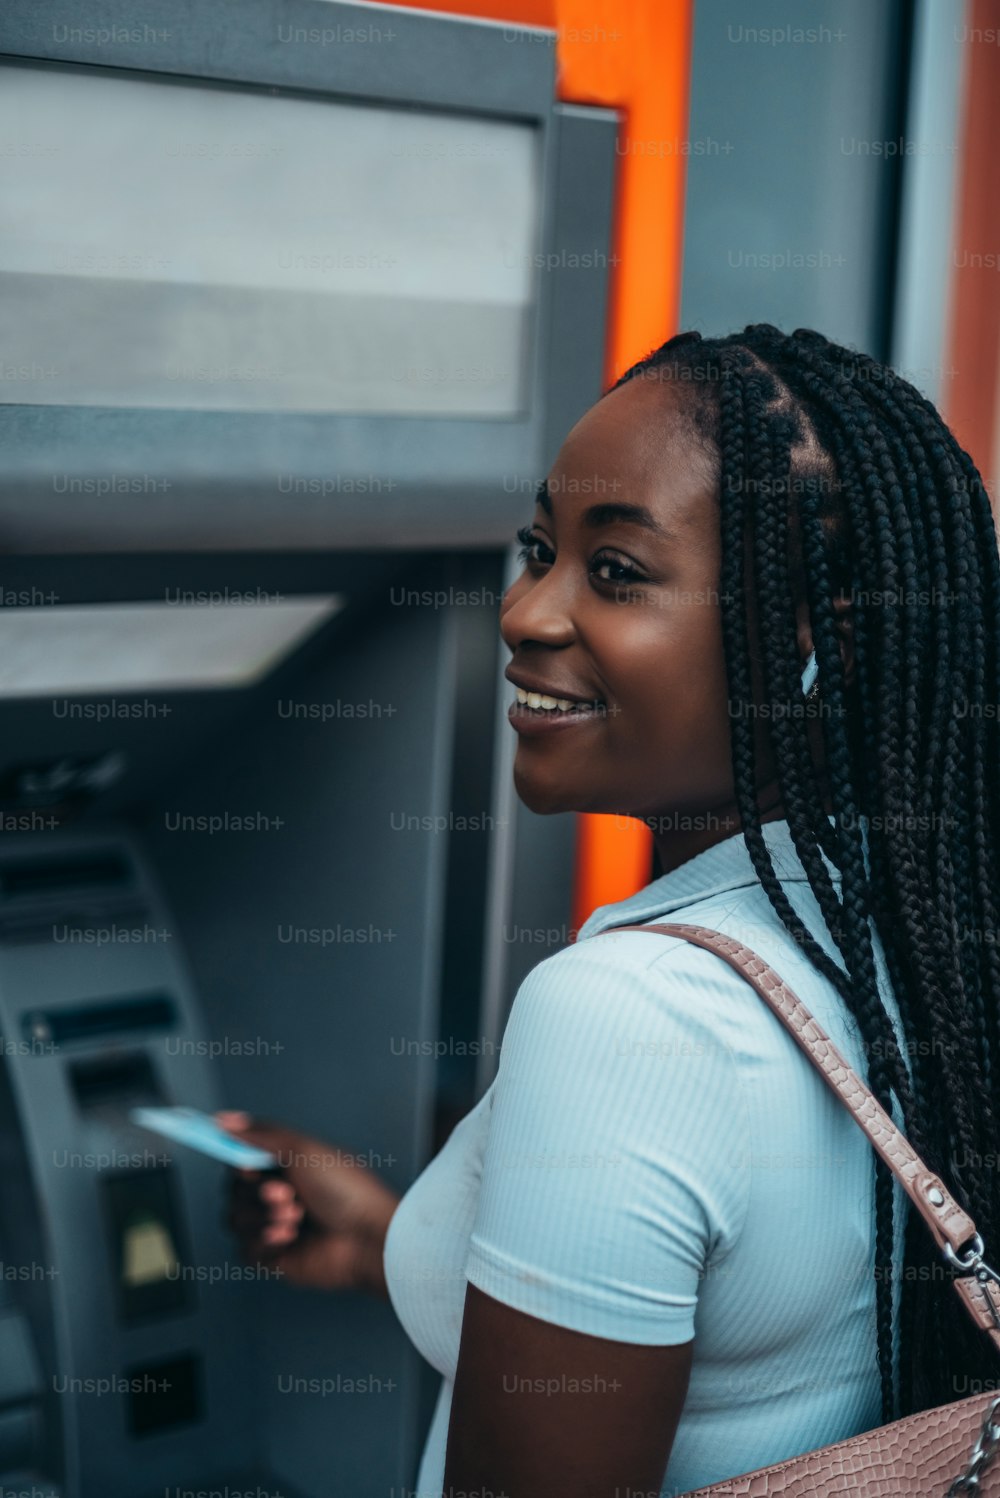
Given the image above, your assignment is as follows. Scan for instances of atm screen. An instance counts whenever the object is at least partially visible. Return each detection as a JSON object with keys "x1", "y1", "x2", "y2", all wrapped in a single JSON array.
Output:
[{"x1": 103, "y1": 1168, "x2": 192, "y2": 1322}]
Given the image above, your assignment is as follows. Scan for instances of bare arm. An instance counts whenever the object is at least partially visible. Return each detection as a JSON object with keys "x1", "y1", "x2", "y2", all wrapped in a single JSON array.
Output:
[{"x1": 444, "y1": 1281, "x2": 693, "y2": 1498}]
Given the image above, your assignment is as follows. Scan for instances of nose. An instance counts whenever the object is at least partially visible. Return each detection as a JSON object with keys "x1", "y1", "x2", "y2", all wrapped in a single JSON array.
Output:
[{"x1": 499, "y1": 566, "x2": 577, "y2": 653}]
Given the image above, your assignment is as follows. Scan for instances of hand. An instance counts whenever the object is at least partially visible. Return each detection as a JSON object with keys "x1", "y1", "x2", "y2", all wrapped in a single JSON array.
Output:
[{"x1": 216, "y1": 1111, "x2": 400, "y2": 1297}]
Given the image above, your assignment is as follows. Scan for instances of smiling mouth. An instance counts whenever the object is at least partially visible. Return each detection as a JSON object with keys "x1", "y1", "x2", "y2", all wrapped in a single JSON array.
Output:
[{"x1": 512, "y1": 687, "x2": 606, "y2": 715}]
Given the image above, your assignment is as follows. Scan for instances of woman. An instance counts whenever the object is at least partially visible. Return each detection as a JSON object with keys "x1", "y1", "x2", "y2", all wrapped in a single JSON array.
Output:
[{"x1": 222, "y1": 324, "x2": 1000, "y2": 1496}]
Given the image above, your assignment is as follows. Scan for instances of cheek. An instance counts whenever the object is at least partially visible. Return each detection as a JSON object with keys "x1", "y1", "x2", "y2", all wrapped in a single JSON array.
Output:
[
  {"x1": 600, "y1": 599, "x2": 725, "y2": 727},
  {"x1": 606, "y1": 613, "x2": 734, "y2": 793},
  {"x1": 604, "y1": 614, "x2": 735, "y2": 806}
]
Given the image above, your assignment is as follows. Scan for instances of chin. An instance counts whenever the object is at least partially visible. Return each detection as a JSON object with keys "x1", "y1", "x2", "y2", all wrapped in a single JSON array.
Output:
[
  {"x1": 511, "y1": 758, "x2": 623, "y2": 817},
  {"x1": 511, "y1": 761, "x2": 585, "y2": 816}
]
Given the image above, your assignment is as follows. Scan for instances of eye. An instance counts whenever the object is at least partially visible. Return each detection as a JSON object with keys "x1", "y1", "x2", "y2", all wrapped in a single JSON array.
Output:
[
  {"x1": 591, "y1": 552, "x2": 646, "y2": 585},
  {"x1": 515, "y1": 525, "x2": 553, "y2": 568},
  {"x1": 514, "y1": 527, "x2": 647, "y2": 588}
]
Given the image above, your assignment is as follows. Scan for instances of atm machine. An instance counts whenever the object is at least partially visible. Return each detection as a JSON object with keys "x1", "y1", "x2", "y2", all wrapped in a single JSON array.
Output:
[{"x1": 0, "y1": 3, "x2": 618, "y2": 1494}]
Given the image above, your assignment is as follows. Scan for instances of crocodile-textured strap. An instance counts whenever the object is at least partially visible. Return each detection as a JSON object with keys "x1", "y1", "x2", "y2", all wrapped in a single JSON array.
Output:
[{"x1": 597, "y1": 920, "x2": 1000, "y2": 1354}]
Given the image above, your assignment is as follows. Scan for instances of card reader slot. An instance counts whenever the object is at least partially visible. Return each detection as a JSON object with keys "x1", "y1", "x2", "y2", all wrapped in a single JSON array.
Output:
[
  {"x1": 0, "y1": 852, "x2": 133, "y2": 899},
  {"x1": 21, "y1": 993, "x2": 177, "y2": 1048}
]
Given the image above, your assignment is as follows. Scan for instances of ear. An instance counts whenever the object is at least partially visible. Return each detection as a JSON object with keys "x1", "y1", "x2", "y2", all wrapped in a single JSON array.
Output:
[{"x1": 796, "y1": 594, "x2": 856, "y2": 691}]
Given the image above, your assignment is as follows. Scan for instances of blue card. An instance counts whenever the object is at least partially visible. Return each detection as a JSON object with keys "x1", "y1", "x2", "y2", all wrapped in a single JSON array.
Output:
[{"x1": 129, "y1": 1106, "x2": 278, "y2": 1169}]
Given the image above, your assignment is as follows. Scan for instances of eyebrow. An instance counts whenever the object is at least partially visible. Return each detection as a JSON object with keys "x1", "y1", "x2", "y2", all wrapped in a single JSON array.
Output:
[{"x1": 535, "y1": 478, "x2": 673, "y2": 540}]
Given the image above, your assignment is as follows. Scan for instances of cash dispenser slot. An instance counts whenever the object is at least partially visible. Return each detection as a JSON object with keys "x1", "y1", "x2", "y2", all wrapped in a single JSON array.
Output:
[{"x1": 68, "y1": 1053, "x2": 163, "y2": 1112}]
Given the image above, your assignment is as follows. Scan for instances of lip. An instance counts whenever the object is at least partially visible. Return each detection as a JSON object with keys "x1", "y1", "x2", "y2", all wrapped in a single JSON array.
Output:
[
  {"x1": 507, "y1": 698, "x2": 607, "y2": 735},
  {"x1": 504, "y1": 668, "x2": 603, "y2": 705}
]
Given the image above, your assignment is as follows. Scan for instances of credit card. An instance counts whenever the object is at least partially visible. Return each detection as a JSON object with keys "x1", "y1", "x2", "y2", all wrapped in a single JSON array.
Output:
[{"x1": 129, "y1": 1106, "x2": 278, "y2": 1169}]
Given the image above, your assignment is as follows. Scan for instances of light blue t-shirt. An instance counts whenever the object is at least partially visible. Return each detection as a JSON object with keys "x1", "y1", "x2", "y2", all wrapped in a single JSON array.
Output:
[{"x1": 383, "y1": 816, "x2": 912, "y2": 1495}]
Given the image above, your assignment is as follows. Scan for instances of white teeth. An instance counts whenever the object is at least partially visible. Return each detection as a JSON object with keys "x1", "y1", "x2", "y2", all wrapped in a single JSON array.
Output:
[{"x1": 515, "y1": 687, "x2": 589, "y2": 712}]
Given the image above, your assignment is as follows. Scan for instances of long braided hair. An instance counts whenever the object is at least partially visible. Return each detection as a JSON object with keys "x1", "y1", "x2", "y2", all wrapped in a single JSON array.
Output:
[{"x1": 611, "y1": 324, "x2": 1000, "y2": 1422}]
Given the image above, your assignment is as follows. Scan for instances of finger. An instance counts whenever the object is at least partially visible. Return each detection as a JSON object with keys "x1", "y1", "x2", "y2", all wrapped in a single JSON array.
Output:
[
  {"x1": 228, "y1": 1184, "x2": 295, "y2": 1221},
  {"x1": 259, "y1": 1179, "x2": 295, "y2": 1203},
  {"x1": 214, "y1": 1111, "x2": 287, "y2": 1153},
  {"x1": 262, "y1": 1222, "x2": 299, "y2": 1245},
  {"x1": 267, "y1": 1203, "x2": 304, "y2": 1228}
]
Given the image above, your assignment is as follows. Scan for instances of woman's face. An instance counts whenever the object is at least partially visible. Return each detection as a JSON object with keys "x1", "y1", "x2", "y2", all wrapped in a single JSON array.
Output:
[{"x1": 500, "y1": 374, "x2": 745, "y2": 827}]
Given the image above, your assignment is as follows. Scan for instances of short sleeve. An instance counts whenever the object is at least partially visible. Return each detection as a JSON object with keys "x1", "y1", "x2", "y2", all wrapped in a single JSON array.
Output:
[{"x1": 465, "y1": 937, "x2": 753, "y2": 1344}]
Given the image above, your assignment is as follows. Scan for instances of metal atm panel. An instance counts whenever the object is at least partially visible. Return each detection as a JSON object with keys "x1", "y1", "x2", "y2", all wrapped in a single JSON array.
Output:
[{"x1": 0, "y1": 834, "x2": 265, "y2": 1497}]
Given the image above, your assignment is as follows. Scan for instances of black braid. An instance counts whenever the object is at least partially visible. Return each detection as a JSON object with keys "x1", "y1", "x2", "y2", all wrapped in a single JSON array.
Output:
[{"x1": 611, "y1": 324, "x2": 1000, "y2": 1423}]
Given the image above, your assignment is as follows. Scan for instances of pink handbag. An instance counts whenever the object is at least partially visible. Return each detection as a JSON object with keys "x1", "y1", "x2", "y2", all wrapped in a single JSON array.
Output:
[{"x1": 600, "y1": 921, "x2": 1000, "y2": 1496}]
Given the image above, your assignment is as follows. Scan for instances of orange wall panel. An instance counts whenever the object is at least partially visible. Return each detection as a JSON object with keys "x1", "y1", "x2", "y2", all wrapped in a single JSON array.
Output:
[{"x1": 944, "y1": 0, "x2": 1000, "y2": 510}]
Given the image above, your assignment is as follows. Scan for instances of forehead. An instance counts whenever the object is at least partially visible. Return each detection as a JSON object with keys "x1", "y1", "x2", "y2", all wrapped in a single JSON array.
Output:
[{"x1": 544, "y1": 374, "x2": 718, "y2": 536}]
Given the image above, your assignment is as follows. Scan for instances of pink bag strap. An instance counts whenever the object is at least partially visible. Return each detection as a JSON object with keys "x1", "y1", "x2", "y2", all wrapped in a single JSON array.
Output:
[{"x1": 596, "y1": 920, "x2": 1000, "y2": 1354}]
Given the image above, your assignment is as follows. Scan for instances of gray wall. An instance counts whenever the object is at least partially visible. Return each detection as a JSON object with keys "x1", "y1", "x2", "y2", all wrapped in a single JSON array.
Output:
[{"x1": 681, "y1": 0, "x2": 909, "y2": 358}]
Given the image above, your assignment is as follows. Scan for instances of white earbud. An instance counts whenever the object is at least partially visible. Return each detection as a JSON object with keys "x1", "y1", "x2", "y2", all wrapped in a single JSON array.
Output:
[{"x1": 801, "y1": 648, "x2": 818, "y2": 698}]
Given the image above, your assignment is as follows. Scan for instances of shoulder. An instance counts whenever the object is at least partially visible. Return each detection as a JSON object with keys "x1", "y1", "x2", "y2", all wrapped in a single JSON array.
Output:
[
  {"x1": 504, "y1": 888, "x2": 789, "y2": 1066},
  {"x1": 470, "y1": 904, "x2": 758, "y2": 1327},
  {"x1": 491, "y1": 920, "x2": 761, "y2": 1135}
]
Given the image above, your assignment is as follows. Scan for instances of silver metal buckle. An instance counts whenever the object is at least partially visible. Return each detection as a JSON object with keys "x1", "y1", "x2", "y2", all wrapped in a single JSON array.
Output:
[
  {"x1": 944, "y1": 1233, "x2": 990, "y2": 1273},
  {"x1": 946, "y1": 1393, "x2": 1000, "y2": 1495},
  {"x1": 943, "y1": 1234, "x2": 1000, "y2": 1331}
]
